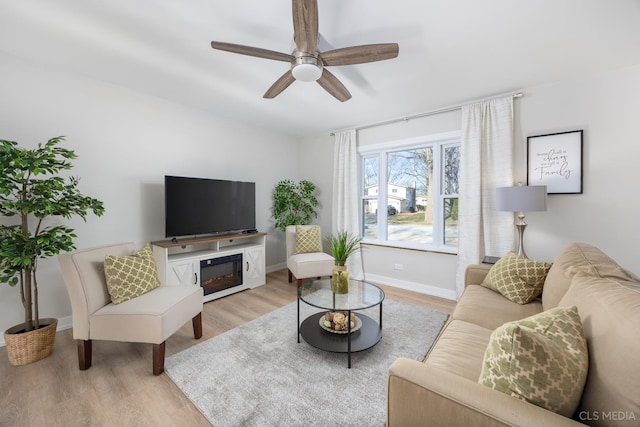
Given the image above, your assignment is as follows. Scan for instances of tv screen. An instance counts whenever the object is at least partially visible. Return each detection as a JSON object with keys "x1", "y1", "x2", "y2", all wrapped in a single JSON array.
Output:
[{"x1": 164, "y1": 175, "x2": 256, "y2": 238}]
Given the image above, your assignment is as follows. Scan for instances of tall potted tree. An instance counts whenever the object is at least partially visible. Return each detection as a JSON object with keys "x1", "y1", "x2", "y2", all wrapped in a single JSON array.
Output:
[
  {"x1": 0, "y1": 136, "x2": 105, "y2": 366},
  {"x1": 271, "y1": 179, "x2": 319, "y2": 231}
]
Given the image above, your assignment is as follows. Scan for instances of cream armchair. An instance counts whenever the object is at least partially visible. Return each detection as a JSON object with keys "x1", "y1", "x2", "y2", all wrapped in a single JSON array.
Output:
[
  {"x1": 286, "y1": 225, "x2": 334, "y2": 288},
  {"x1": 58, "y1": 242, "x2": 203, "y2": 375}
]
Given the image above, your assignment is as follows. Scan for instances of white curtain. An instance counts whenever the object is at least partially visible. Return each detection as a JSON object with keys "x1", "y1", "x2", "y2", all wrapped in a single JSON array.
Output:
[
  {"x1": 332, "y1": 129, "x2": 364, "y2": 280},
  {"x1": 455, "y1": 96, "x2": 515, "y2": 297}
]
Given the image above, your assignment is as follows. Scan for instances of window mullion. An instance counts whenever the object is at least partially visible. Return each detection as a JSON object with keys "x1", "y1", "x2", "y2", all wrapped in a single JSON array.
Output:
[
  {"x1": 432, "y1": 144, "x2": 443, "y2": 247},
  {"x1": 379, "y1": 152, "x2": 388, "y2": 240}
]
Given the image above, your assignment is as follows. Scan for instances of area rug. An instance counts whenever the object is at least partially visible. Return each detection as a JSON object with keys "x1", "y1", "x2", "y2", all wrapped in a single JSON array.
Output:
[{"x1": 165, "y1": 299, "x2": 448, "y2": 427}]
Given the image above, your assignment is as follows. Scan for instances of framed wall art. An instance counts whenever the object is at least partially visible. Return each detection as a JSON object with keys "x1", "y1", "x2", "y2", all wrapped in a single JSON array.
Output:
[{"x1": 527, "y1": 130, "x2": 583, "y2": 194}]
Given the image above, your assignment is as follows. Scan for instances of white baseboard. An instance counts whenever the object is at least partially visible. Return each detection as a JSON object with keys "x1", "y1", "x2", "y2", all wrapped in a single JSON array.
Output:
[
  {"x1": 364, "y1": 273, "x2": 458, "y2": 301},
  {"x1": 267, "y1": 262, "x2": 286, "y2": 274},
  {"x1": 56, "y1": 315, "x2": 73, "y2": 331},
  {"x1": 265, "y1": 265, "x2": 458, "y2": 301},
  {"x1": 0, "y1": 315, "x2": 73, "y2": 348}
]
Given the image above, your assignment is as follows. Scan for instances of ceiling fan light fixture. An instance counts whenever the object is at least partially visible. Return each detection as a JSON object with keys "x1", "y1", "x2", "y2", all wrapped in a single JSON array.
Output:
[
  {"x1": 291, "y1": 54, "x2": 322, "y2": 81},
  {"x1": 292, "y1": 63, "x2": 322, "y2": 81}
]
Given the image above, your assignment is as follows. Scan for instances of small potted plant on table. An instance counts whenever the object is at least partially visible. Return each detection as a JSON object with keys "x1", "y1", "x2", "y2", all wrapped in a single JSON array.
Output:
[{"x1": 326, "y1": 230, "x2": 362, "y2": 294}]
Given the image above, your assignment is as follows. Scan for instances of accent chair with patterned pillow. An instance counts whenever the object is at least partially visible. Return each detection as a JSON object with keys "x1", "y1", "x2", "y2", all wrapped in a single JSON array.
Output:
[
  {"x1": 59, "y1": 242, "x2": 204, "y2": 375},
  {"x1": 285, "y1": 224, "x2": 334, "y2": 288}
]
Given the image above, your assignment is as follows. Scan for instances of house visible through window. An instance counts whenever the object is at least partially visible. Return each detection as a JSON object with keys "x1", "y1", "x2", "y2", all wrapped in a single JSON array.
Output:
[{"x1": 361, "y1": 133, "x2": 460, "y2": 252}]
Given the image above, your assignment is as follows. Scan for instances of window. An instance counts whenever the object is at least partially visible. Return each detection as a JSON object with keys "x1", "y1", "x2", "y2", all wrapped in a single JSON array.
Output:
[{"x1": 360, "y1": 133, "x2": 460, "y2": 252}]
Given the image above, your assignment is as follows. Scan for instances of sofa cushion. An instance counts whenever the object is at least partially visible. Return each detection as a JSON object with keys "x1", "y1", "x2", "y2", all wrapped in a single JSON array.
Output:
[
  {"x1": 478, "y1": 306, "x2": 588, "y2": 417},
  {"x1": 425, "y1": 319, "x2": 494, "y2": 382},
  {"x1": 452, "y1": 285, "x2": 543, "y2": 330},
  {"x1": 104, "y1": 244, "x2": 161, "y2": 304},
  {"x1": 559, "y1": 273, "x2": 640, "y2": 426},
  {"x1": 481, "y1": 252, "x2": 552, "y2": 304},
  {"x1": 542, "y1": 242, "x2": 635, "y2": 310},
  {"x1": 294, "y1": 225, "x2": 322, "y2": 254}
]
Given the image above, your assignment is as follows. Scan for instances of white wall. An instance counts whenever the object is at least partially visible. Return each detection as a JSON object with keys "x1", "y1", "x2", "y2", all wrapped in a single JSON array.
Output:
[
  {"x1": 516, "y1": 64, "x2": 640, "y2": 271},
  {"x1": 301, "y1": 63, "x2": 640, "y2": 299},
  {"x1": 0, "y1": 53, "x2": 299, "y2": 337},
  {"x1": 296, "y1": 135, "x2": 335, "y2": 249}
]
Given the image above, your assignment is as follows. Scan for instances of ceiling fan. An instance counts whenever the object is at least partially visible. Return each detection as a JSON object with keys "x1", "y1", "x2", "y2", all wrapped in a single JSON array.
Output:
[{"x1": 210, "y1": 0, "x2": 399, "y2": 102}]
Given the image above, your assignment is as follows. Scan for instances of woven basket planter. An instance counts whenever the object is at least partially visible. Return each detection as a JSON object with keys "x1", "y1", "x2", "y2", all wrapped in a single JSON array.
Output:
[{"x1": 4, "y1": 318, "x2": 57, "y2": 366}]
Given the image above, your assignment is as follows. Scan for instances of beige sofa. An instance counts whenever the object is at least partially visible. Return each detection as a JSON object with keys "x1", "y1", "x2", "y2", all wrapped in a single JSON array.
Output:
[{"x1": 387, "y1": 243, "x2": 640, "y2": 427}]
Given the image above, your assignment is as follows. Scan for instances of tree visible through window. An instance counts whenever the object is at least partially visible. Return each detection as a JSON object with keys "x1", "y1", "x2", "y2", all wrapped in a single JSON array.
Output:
[{"x1": 361, "y1": 136, "x2": 460, "y2": 251}]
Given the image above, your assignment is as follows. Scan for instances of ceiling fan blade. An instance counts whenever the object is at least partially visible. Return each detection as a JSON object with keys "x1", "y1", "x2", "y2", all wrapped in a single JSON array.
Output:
[
  {"x1": 292, "y1": 0, "x2": 319, "y2": 54},
  {"x1": 320, "y1": 43, "x2": 399, "y2": 66},
  {"x1": 316, "y1": 69, "x2": 351, "y2": 102},
  {"x1": 263, "y1": 70, "x2": 296, "y2": 99},
  {"x1": 211, "y1": 41, "x2": 294, "y2": 63}
]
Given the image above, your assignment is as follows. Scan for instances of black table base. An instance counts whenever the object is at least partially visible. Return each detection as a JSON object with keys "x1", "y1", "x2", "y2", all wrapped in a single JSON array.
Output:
[{"x1": 298, "y1": 311, "x2": 383, "y2": 368}]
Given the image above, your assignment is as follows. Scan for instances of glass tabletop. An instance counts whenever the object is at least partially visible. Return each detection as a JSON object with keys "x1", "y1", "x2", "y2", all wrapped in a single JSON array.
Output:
[{"x1": 298, "y1": 278, "x2": 385, "y2": 311}]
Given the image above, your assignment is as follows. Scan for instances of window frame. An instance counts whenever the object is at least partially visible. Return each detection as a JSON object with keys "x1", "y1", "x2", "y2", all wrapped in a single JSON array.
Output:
[{"x1": 358, "y1": 131, "x2": 461, "y2": 254}]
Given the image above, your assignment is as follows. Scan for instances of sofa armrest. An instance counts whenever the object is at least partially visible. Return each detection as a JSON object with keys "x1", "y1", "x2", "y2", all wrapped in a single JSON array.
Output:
[
  {"x1": 465, "y1": 263, "x2": 493, "y2": 287},
  {"x1": 387, "y1": 358, "x2": 584, "y2": 427}
]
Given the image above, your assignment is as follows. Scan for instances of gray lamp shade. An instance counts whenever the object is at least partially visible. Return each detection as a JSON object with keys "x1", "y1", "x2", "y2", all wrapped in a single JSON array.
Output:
[{"x1": 496, "y1": 185, "x2": 547, "y2": 212}]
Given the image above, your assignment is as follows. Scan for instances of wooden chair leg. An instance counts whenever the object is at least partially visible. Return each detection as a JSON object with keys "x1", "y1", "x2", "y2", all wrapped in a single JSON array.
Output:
[
  {"x1": 192, "y1": 313, "x2": 203, "y2": 339},
  {"x1": 288, "y1": 269, "x2": 293, "y2": 283},
  {"x1": 297, "y1": 279, "x2": 303, "y2": 288},
  {"x1": 77, "y1": 340, "x2": 92, "y2": 371},
  {"x1": 153, "y1": 342, "x2": 166, "y2": 375}
]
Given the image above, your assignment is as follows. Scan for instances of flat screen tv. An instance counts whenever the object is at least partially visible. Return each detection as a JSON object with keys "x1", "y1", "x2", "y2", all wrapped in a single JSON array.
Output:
[{"x1": 164, "y1": 175, "x2": 256, "y2": 238}]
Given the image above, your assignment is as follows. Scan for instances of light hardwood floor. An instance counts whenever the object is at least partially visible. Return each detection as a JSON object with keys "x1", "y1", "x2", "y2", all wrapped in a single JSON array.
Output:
[{"x1": 0, "y1": 269, "x2": 455, "y2": 427}]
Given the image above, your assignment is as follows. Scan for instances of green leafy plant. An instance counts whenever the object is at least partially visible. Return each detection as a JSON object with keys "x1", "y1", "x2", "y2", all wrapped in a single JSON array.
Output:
[
  {"x1": 326, "y1": 230, "x2": 362, "y2": 266},
  {"x1": 0, "y1": 136, "x2": 105, "y2": 332},
  {"x1": 271, "y1": 179, "x2": 318, "y2": 231}
]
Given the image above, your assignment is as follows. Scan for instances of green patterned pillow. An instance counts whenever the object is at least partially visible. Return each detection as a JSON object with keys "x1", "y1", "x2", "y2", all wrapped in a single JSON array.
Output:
[
  {"x1": 478, "y1": 306, "x2": 588, "y2": 416},
  {"x1": 481, "y1": 252, "x2": 552, "y2": 304},
  {"x1": 295, "y1": 225, "x2": 322, "y2": 254},
  {"x1": 104, "y1": 244, "x2": 161, "y2": 304}
]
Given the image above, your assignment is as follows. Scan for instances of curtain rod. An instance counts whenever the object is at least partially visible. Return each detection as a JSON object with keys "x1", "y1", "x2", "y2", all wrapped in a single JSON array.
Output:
[{"x1": 329, "y1": 90, "x2": 523, "y2": 136}]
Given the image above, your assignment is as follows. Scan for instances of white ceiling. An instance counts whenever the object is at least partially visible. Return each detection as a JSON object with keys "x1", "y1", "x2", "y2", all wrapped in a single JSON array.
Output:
[{"x1": 2, "y1": 0, "x2": 640, "y2": 138}]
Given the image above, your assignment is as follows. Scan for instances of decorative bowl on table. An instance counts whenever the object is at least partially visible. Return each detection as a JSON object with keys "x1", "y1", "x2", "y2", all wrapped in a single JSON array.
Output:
[{"x1": 319, "y1": 311, "x2": 362, "y2": 334}]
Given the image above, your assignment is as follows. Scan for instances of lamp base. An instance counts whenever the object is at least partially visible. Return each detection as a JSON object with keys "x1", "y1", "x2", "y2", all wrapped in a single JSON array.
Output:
[{"x1": 515, "y1": 222, "x2": 528, "y2": 258}]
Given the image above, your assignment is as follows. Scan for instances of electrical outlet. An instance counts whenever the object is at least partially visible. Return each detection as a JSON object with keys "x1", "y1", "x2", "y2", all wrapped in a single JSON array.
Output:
[{"x1": 394, "y1": 263, "x2": 403, "y2": 270}]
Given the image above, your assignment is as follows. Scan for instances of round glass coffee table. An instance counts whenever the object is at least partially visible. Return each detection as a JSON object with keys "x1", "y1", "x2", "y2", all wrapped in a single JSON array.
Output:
[{"x1": 297, "y1": 278, "x2": 385, "y2": 368}]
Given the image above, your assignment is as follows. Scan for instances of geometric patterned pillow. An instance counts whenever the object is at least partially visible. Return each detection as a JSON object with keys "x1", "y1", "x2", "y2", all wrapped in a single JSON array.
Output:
[
  {"x1": 104, "y1": 244, "x2": 161, "y2": 304},
  {"x1": 294, "y1": 225, "x2": 322, "y2": 254},
  {"x1": 481, "y1": 251, "x2": 553, "y2": 304},
  {"x1": 478, "y1": 306, "x2": 588, "y2": 417}
]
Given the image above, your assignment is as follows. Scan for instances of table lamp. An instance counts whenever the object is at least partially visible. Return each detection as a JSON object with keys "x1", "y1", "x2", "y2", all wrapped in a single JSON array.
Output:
[{"x1": 495, "y1": 184, "x2": 547, "y2": 258}]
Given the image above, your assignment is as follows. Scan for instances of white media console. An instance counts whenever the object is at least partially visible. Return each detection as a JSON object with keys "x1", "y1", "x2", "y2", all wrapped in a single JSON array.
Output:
[{"x1": 151, "y1": 232, "x2": 266, "y2": 303}]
